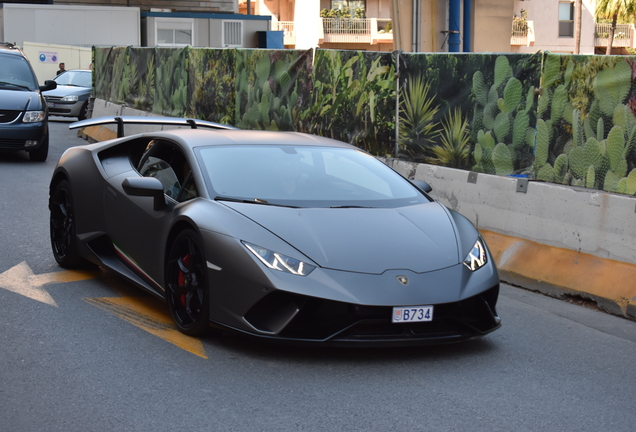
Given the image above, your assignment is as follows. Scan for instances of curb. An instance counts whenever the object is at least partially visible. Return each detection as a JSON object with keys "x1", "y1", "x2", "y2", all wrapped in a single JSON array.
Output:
[
  {"x1": 79, "y1": 125, "x2": 116, "y2": 143},
  {"x1": 482, "y1": 230, "x2": 636, "y2": 321}
]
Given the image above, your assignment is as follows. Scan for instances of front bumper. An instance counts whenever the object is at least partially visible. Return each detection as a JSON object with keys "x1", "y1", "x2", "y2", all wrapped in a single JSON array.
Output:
[
  {"x1": 215, "y1": 284, "x2": 501, "y2": 346},
  {"x1": 46, "y1": 99, "x2": 85, "y2": 117},
  {"x1": 0, "y1": 120, "x2": 47, "y2": 151}
]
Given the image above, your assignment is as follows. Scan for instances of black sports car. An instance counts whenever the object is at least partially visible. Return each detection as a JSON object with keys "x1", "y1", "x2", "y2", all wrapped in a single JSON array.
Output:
[{"x1": 49, "y1": 116, "x2": 500, "y2": 346}]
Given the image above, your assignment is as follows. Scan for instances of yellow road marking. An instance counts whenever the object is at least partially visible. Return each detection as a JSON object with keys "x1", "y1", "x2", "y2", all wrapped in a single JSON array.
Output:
[{"x1": 85, "y1": 296, "x2": 208, "y2": 359}]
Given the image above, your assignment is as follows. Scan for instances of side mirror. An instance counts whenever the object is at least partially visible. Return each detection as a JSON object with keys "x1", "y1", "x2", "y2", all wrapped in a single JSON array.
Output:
[
  {"x1": 40, "y1": 80, "x2": 57, "y2": 92},
  {"x1": 410, "y1": 179, "x2": 432, "y2": 193},
  {"x1": 122, "y1": 177, "x2": 167, "y2": 211}
]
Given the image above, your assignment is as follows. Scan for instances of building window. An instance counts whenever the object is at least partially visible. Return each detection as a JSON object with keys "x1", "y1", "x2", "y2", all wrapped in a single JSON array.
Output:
[
  {"x1": 559, "y1": 1, "x2": 574, "y2": 37},
  {"x1": 155, "y1": 18, "x2": 193, "y2": 47}
]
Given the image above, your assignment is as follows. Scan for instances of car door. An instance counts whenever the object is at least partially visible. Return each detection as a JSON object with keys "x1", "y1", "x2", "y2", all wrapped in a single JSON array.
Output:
[{"x1": 104, "y1": 139, "x2": 198, "y2": 290}]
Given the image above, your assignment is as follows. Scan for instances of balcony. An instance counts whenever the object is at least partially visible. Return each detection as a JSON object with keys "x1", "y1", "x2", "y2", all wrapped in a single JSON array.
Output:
[
  {"x1": 274, "y1": 21, "x2": 296, "y2": 46},
  {"x1": 321, "y1": 18, "x2": 393, "y2": 45},
  {"x1": 511, "y1": 20, "x2": 535, "y2": 46},
  {"x1": 273, "y1": 18, "x2": 393, "y2": 47},
  {"x1": 595, "y1": 23, "x2": 633, "y2": 48}
]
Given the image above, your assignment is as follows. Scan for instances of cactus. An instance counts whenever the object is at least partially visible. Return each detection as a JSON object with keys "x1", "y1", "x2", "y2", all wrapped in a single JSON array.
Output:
[
  {"x1": 583, "y1": 137, "x2": 603, "y2": 170},
  {"x1": 623, "y1": 169, "x2": 636, "y2": 194},
  {"x1": 554, "y1": 154, "x2": 569, "y2": 184},
  {"x1": 593, "y1": 59, "x2": 632, "y2": 117},
  {"x1": 606, "y1": 125, "x2": 625, "y2": 171},
  {"x1": 604, "y1": 170, "x2": 620, "y2": 192},
  {"x1": 513, "y1": 110, "x2": 530, "y2": 148},
  {"x1": 494, "y1": 112, "x2": 511, "y2": 143},
  {"x1": 569, "y1": 146, "x2": 587, "y2": 179},
  {"x1": 535, "y1": 119, "x2": 550, "y2": 168},
  {"x1": 492, "y1": 142, "x2": 514, "y2": 175},
  {"x1": 542, "y1": 54, "x2": 562, "y2": 89},
  {"x1": 473, "y1": 71, "x2": 488, "y2": 107},
  {"x1": 503, "y1": 77, "x2": 523, "y2": 113},
  {"x1": 494, "y1": 56, "x2": 513, "y2": 89},
  {"x1": 550, "y1": 85, "x2": 568, "y2": 123},
  {"x1": 585, "y1": 165, "x2": 596, "y2": 189},
  {"x1": 536, "y1": 163, "x2": 555, "y2": 182}
]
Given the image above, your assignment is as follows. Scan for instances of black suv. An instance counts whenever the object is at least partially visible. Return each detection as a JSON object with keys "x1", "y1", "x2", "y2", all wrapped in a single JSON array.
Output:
[{"x1": 0, "y1": 42, "x2": 56, "y2": 161}]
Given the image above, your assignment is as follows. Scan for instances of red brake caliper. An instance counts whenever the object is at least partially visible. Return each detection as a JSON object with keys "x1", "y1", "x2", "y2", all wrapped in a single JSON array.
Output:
[{"x1": 177, "y1": 254, "x2": 191, "y2": 307}]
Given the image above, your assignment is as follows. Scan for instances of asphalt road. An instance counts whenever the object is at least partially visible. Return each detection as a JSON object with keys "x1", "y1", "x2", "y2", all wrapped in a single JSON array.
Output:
[{"x1": 1, "y1": 119, "x2": 635, "y2": 431}]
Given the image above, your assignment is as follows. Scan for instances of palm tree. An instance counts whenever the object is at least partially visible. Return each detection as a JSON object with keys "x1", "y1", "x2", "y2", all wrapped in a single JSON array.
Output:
[{"x1": 596, "y1": 0, "x2": 636, "y2": 55}]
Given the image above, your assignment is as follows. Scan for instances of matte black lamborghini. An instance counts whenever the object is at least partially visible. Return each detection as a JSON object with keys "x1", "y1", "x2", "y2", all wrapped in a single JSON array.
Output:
[{"x1": 49, "y1": 116, "x2": 501, "y2": 345}]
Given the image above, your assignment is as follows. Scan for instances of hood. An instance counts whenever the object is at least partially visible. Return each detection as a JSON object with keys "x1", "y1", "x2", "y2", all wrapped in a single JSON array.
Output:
[
  {"x1": 223, "y1": 202, "x2": 460, "y2": 274},
  {"x1": 43, "y1": 85, "x2": 91, "y2": 97},
  {"x1": 0, "y1": 88, "x2": 38, "y2": 111}
]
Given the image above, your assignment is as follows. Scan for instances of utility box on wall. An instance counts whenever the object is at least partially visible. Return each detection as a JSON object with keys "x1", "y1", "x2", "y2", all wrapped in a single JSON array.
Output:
[{"x1": 257, "y1": 31, "x2": 284, "y2": 48}]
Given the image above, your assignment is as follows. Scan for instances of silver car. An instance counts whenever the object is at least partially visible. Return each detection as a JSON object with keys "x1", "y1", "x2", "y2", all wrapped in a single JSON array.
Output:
[{"x1": 44, "y1": 69, "x2": 92, "y2": 120}]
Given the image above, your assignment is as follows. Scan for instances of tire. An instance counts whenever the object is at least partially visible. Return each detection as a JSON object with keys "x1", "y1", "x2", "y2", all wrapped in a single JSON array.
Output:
[
  {"x1": 50, "y1": 180, "x2": 82, "y2": 268},
  {"x1": 165, "y1": 229, "x2": 210, "y2": 336},
  {"x1": 78, "y1": 102, "x2": 88, "y2": 121},
  {"x1": 29, "y1": 133, "x2": 49, "y2": 162}
]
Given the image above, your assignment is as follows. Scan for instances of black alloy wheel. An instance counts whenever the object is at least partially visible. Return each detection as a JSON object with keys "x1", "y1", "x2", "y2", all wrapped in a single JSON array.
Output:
[
  {"x1": 166, "y1": 229, "x2": 210, "y2": 336},
  {"x1": 50, "y1": 180, "x2": 82, "y2": 268}
]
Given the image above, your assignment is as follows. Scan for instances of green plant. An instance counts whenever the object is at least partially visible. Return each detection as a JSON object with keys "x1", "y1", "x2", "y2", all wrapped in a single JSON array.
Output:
[
  {"x1": 429, "y1": 108, "x2": 470, "y2": 168},
  {"x1": 470, "y1": 55, "x2": 537, "y2": 175},
  {"x1": 398, "y1": 75, "x2": 440, "y2": 159}
]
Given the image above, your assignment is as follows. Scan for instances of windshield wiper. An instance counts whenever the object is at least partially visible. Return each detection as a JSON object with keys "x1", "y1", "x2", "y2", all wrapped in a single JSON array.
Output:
[
  {"x1": 330, "y1": 205, "x2": 373, "y2": 209},
  {"x1": 0, "y1": 81, "x2": 30, "y2": 90},
  {"x1": 215, "y1": 196, "x2": 299, "y2": 208}
]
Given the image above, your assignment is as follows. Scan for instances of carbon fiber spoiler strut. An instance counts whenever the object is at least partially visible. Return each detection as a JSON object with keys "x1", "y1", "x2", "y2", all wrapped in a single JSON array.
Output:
[{"x1": 69, "y1": 116, "x2": 238, "y2": 138}]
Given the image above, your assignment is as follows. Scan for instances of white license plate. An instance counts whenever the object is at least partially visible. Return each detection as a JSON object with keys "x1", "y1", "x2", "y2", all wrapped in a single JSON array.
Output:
[{"x1": 392, "y1": 305, "x2": 433, "y2": 323}]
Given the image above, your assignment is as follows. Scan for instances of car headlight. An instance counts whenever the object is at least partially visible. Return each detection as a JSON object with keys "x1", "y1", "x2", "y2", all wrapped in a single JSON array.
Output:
[
  {"x1": 61, "y1": 95, "x2": 79, "y2": 102},
  {"x1": 23, "y1": 111, "x2": 45, "y2": 123},
  {"x1": 243, "y1": 242, "x2": 315, "y2": 276},
  {"x1": 463, "y1": 237, "x2": 488, "y2": 271}
]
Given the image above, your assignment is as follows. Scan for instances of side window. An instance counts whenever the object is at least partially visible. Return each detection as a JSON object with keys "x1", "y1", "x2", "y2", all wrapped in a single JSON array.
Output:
[{"x1": 137, "y1": 140, "x2": 198, "y2": 202}]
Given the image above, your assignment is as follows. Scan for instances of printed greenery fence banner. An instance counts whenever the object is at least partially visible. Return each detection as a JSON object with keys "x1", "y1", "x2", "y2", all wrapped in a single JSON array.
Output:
[
  {"x1": 397, "y1": 52, "x2": 542, "y2": 175},
  {"x1": 306, "y1": 49, "x2": 396, "y2": 156},
  {"x1": 234, "y1": 49, "x2": 313, "y2": 131},
  {"x1": 534, "y1": 54, "x2": 636, "y2": 194},
  {"x1": 189, "y1": 48, "x2": 236, "y2": 124},
  {"x1": 92, "y1": 47, "x2": 636, "y2": 197}
]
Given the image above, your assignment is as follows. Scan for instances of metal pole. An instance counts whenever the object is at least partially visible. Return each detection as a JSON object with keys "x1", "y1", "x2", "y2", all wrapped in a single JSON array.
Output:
[
  {"x1": 463, "y1": 0, "x2": 471, "y2": 52},
  {"x1": 448, "y1": 0, "x2": 461, "y2": 52}
]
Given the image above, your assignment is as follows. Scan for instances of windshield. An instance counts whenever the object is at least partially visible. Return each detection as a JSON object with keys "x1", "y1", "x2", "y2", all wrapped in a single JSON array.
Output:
[
  {"x1": 55, "y1": 70, "x2": 92, "y2": 87},
  {"x1": 0, "y1": 54, "x2": 38, "y2": 90},
  {"x1": 197, "y1": 145, "x2": 430, "y2": 208}
]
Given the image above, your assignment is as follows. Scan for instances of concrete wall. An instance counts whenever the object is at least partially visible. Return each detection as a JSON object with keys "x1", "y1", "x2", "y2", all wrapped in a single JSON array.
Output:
[
  {"x1": 22, "y1": 42, "x2": 92, "y2": 85},
  {"x1": 0, "y1": 4, "x2": 140, "y2": 47},
  {"x1": 511, "y1": 0, "x2": 596, "y2": 54},
  {"x1": 386, "y1": 159, "x2": 636, "y2": 267}
]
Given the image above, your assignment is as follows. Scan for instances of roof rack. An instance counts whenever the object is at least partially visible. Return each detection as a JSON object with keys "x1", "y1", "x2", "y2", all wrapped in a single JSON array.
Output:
[
  {"x1": 0, "y1": 42, "x2": 17, "y2": 49},
  {"x1": 69, "y1": 116, "x2": 238, "y2": 138}
]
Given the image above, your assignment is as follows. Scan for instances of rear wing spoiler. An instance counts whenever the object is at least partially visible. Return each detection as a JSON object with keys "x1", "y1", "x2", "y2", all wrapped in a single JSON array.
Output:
[{"x1": 69, "y1": 116, "x2": 238, "y2": 138}]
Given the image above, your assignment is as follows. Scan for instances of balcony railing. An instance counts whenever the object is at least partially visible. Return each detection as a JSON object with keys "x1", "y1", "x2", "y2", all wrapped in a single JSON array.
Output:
[
  {"x1": 322, "y1": 18, "x2": 392, "y2": 44},
  {"x1": 511, "y1": 19, "x2": 535, "y2": 46},
  {"x1": 273, "y1": 21, "x2": 296, "y2": 46},
  {"x1": 595, "y1": 23, "x2": 633, "y2": 47}
]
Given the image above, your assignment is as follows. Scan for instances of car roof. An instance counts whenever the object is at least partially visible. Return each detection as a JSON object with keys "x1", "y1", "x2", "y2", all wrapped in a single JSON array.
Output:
[
  {"x1": 152, "y1": 128, "x2": 357, "y2": 150},
  {"x1": 0, "y1": 42, "x2": 26, "y2": 56}
]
